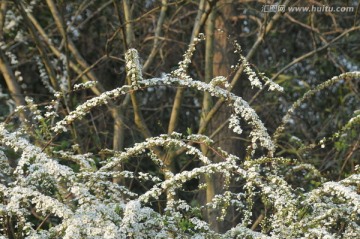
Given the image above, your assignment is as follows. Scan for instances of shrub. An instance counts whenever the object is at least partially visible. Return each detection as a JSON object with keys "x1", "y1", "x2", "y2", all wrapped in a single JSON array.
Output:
[{"x1": 0, "y1": 46, "x2": 359, "y2": 238}]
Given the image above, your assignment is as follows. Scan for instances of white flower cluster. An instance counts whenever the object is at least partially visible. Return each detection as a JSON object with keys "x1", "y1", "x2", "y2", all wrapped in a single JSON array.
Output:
[
  {"x1": 5, "y1": 49, "x2": 19, "y2": 65},
  {"x1": 1, "y1": 118, "x2": 360, "y2": 238},
  {"x1": 225, "y1": 224, "x2": 270, "y2": 239},
  {"x1": 53, "y1": 150, "x2": 95, "y2": 171},
  {"x1": 210, "y1": 76, "x2": 230, "y2": 89},
  {"x1": 4, "y1": 9, "x2": 22, "y2": 32},
  {"x1": 36, "y1": 56, "x2": 55, "y2": 94},
  {"x1": 101, "y1": 133, "x2": 214, "y2": 173},
  {"x1": 125, "y1": 49, "x2": 143, "y2": 86},
  {"x1": 51, "y1": 84, "x2": 132, "y2": 132},
  {"x1": 57, "y1": 54, "x2": 70, "y2": 92},
  {"x1": 231, "y1": 98, "x2": 275, "y2": 155},
  {"x1": 0, "y1": 124, "x2": 179, "y2": 238},
  {"x1": 73, "y1": 81, "x2": 98, "y2": 90},
  {"x1": 147, "y1": 75, "x2": 274, "y2": 155},
  {"x1": 262, "y1": 75, "x2": 284, "y2": 92},
  {"x1": 299, "y1": 177, "x2": 360, "y2": 238},
  {"x1": 49, "y1": 45, "x2": 275, "y2": 155},
  {"x1": 233, "y1": 40, "x2": 283, "y2": 92},
  {"x1": 25, "y1": 97, "x2": 43, "y2": 121},
  {"x1": 0, "y1": 151, "x2": 11, "y2": 184},
  {"x1": 244, "y1": 63, "x2": 263, "y2": 89},
  {"x1": 172, "y1": 33, "x2": 205, "y2": 80}
]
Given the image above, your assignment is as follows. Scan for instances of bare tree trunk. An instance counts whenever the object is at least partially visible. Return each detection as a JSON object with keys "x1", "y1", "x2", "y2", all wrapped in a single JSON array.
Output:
[
  {"x1": 204, "y1": 0, "x2": 239, "y2": 232},
  {"x1": 211, "y1": 3, "x2": 238, "y2": 153},
  {"x1": 202, "y1": 1, "x2": 218, "y2": 232}
]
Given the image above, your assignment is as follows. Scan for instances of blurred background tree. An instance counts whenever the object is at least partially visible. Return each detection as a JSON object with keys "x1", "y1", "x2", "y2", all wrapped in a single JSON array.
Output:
[{"x1": 0, "y1": 0, "x2": 359, "y2": 233}]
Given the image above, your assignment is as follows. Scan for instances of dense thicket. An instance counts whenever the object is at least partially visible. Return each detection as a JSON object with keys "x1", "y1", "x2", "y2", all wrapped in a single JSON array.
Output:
[{"x1": 0, "y1": 0, "x2": 359, "y2": 238}]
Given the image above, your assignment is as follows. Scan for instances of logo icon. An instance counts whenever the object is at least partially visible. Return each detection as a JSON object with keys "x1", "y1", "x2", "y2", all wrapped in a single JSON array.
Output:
[{"x1": 262, "y1": 5, "x2": 286, "y2": 12}]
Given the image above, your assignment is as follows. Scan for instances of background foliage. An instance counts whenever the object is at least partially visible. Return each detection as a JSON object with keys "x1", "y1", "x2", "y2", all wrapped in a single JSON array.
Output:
[{"x1": 0, "y1": 0, "x2": 359, "y2": 238}]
